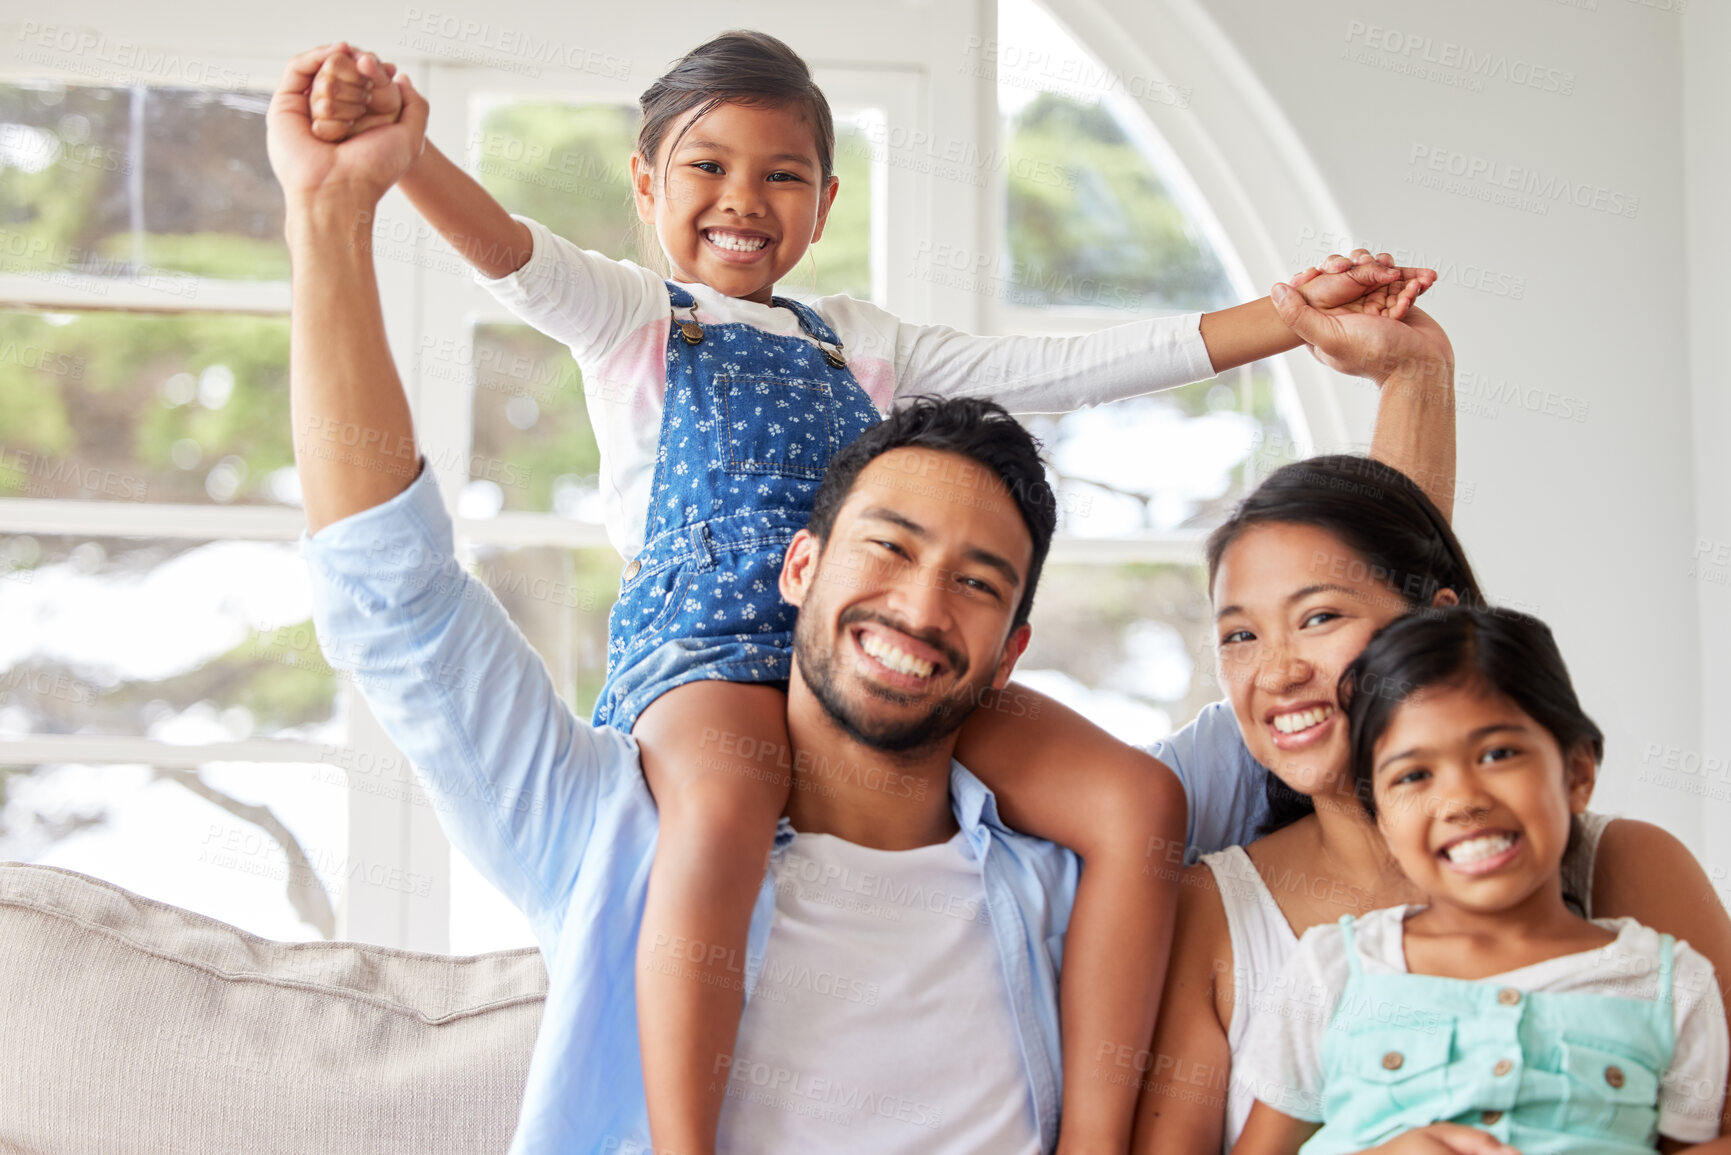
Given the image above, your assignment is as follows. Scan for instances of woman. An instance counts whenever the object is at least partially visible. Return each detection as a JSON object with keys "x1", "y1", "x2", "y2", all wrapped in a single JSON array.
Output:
[{"x1": 1129, "y1": 285, "x2": 1731, "y2": 1154}]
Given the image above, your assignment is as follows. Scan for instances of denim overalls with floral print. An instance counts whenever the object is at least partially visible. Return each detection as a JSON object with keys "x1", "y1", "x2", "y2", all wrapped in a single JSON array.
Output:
[
  {"x1": 592, "y1": 282, "x2": 882, "y2": 731},
  {"x1": 1300, "y1": 915, "x2": 1679, "y2": 1155}
]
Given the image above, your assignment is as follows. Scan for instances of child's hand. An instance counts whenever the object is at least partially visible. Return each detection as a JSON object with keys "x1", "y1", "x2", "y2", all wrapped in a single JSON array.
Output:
[
  {"x1": 1364, "y1": 1122, "x2": 1522, "y2": 1154},
  {"x1": 309, "y1": 44, "x2": 404, "y2": 143},
  {"x1": 1289, "y1": 249, "x2": 1437, "y2": 322}
]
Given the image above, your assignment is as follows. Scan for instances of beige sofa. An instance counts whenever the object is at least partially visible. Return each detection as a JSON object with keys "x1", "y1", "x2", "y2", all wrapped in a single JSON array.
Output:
[{"x1": 0, "y1": 862, "x2": 546, "y2": 1154}]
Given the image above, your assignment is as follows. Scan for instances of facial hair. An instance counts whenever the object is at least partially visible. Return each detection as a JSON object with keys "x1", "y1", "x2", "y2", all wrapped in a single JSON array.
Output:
[{"x1": 794, "y1": 599, "x2": 994, "y2": 755}]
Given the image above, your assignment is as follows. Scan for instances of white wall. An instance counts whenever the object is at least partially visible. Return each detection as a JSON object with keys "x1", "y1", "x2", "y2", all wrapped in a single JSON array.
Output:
[{"x1": 1066, "y1": 0, "x2": 1725, "y2": 859}]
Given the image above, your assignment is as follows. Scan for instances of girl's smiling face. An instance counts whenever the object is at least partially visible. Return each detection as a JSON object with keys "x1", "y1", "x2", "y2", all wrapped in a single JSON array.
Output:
[
  {"x1": 1370, "y1": 681, "x2": 1596, "y2": 915},
  {"x1": 1212, "y1": 522, "x2": 1442, "y2": 798},
  {"x1": 631, "y1": 100, "x2": 838, "y2": 305}
]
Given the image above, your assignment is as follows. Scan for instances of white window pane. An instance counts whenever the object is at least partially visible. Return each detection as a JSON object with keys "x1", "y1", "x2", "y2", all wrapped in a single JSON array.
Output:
[
  {"x1": 0, "y1": 309, "x2": 295, "y2": 507},
  {"x1": 1019, "y1": 561, "x2": 1216, "y2": 743},
  {"x1": 0, "y1": 82, "x2": 286, "y2": 282},
  {"x1": 1, "y1": 760, "x2": 346, "y2": 942},
  {"x1": 449, "y1": 841, "x2": 537, "y2": 954},
  {"x1": 997, "y1": 2, "x2": 1230, "y2": 312},
  {"x1": 0, "y1": 534, "x2": 338, "y2": 741},
  {"x1": 467, "y1": 322, "x2": 599, "y2": 518}
]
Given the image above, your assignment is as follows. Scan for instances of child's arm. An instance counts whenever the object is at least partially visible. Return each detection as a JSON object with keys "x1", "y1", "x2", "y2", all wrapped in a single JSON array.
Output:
[
  {"x1": 1233, "y1": 1110, "x2": 1518, "y2": 1155},
  {"x1": 309, "y1": 48, "x2": 532, "y2": 277},
  {"x1": 1229, "y1": 1100, "x2": 1321, "y2": 1155},
  {"x1": 1199, "y1": 251, "x2": 1437, "y2": 373},
  {"x1": 954, "y1": 687, "x2": 1186, "y2": 1154}
]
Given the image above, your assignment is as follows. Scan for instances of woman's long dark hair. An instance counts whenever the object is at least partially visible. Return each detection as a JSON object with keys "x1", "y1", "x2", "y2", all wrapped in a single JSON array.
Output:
[{"x1": 1204, "y1": 456, "x2": 1484, "y2": 834}]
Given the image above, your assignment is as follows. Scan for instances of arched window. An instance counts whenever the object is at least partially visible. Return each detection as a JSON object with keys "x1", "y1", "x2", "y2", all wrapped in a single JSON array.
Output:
[{"x1": 0, "y1": 3, "x2": 1334, "y2": 952}]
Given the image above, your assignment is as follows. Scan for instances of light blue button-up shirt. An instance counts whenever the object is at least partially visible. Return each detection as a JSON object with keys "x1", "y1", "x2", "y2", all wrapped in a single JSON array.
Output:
[{"x1": 302, "y1": 464, "x2": 1095, "y2": 1153}]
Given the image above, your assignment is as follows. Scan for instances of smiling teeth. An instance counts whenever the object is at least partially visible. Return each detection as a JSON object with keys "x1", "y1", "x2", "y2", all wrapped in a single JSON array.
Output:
[
  {"x1": 706, "y1": 231, "x2": 767, "y2": 252},
  {"x1": 860, "y1": 633, "x2": 934, "y2": 678},
  {"x1": 1444, "y1": 833, "x2": 1516, "y2": 865},
  {"x1": 1272, "y1": 706, "x2": 1335, "y2": 734}
]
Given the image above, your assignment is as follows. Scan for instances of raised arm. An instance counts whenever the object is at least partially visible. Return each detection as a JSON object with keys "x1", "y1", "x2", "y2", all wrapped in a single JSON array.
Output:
[
  {"x1": 268, "y1": 44, "x2": 428, "y2": 532},
  {"x1": 269, "y1": 48, "x2": 631, "y2": 925},
  {"x1": 1269, "y1": 286, "x2": 1457, "y2": 522}
]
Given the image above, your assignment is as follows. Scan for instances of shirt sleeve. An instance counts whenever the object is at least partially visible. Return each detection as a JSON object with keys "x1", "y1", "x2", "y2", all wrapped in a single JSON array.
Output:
[
  {"x1": 300, "y1": 462, "x2": 642, "y2": 932},
  {"x1": 1658, "y1": 942, "x2": 1729, "y2": 1142},
  {"x1": 1146, "y1": 700, "x2": 1272, "y2": 863},
  {"x1": 474, "y1": 214, "x2": 666, "y2": 368},
  {"x1": 1233, "y1": 924, "x2": 1346, "y2": 1123},
  {"x1": 887, "y1": 311, "x2": 1217, "y2": 414}
]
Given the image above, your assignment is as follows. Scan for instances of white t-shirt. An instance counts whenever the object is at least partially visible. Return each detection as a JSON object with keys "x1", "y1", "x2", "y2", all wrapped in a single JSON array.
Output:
[
  {"x1": 478, "y1": 216, "x2": 1216, "y2": 561},
  {"x1": 1235, "y1": 906, "x2": 1729, "y2": 1143},
  {"x1": 718, "y1": 830, "x2": 1040, "y2": 1154}
]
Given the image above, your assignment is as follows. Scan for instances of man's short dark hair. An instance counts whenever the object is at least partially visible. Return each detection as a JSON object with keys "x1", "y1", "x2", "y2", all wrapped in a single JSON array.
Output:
[{"x1": 805, "y1": 396, "x2": 1057, "y2": 630}]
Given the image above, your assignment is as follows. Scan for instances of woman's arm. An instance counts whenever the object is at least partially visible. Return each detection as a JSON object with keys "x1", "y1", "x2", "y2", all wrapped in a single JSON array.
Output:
[
  {"x1": 1594, "y1": 819, "x2": 1731, "y2": 1140},
  {"x1": 1131, "y1": 864, "x2": 1235, "y2": 1154},
  {"x1": 1267, "y1": 288, "x2": 1457, "y2": 523}
]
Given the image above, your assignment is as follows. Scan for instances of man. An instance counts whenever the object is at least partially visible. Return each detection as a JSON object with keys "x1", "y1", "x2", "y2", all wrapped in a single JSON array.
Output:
[
  {"x1": 268, "y1": 42, "x2": 1454, "y2": 1154},
  {"x1": 270, "y1": 42, "x2": 1165, "y2": 1154}
]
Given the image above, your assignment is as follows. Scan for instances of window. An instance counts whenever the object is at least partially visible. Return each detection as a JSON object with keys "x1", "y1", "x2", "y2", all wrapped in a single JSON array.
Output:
[
  {"x1": 991, "y1": 0, "x2": 1302, "y2": 743},
  {"x1": 1, "y1": 6, "x2": 1320, "y2": 950}
]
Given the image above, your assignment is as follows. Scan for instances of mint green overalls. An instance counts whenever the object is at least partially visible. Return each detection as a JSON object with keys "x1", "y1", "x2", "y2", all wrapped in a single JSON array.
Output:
[{"x1": 1302, "y1": 915, "x2": 1677, "y2": 1155}]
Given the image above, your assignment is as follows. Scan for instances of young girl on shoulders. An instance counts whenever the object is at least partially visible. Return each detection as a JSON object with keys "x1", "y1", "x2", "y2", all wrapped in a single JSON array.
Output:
[
  {"x1": 309, "y1": 31, "x2": 1432, "y2": 1155},
  {"x1": 1232, "y1": 606, "x2": 1729, "y2": 1155}
]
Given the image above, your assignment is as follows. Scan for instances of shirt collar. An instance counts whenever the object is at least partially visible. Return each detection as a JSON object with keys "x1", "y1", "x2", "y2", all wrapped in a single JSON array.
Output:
[{"x1": 769, "y1": 760, "x2": 1009, "y2": 852}]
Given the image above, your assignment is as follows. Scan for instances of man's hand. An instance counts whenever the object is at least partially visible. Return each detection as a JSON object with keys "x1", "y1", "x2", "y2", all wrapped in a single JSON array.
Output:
[
  {"x1": 266, "y1": 43, "x2": 425, "y2": 210},
  {"x1": 310, "y1": 47, "x2": 404, "y2": 143},
  {"x1": 1289, "y1": 249, "x2": 1437, "y2": 322},
  {"x1": 1270, "y1": 281, "x2": 1453, "y2": 389}
]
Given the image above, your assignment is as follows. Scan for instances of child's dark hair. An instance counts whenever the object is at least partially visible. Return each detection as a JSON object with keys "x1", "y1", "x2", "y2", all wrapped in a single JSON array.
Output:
[
  {"x1": 637, "y1": 30, "x2": 836, "y2": 181},
  {"x1": 805, "y1": 396, "x2": 1056, "y2": 632},
  {"x1": 1205, "y1": 456, "x2": 1485, "y2": 833},
  {"x1": 1341, "y1": 605, "x2": 1605, "y2": 819}
]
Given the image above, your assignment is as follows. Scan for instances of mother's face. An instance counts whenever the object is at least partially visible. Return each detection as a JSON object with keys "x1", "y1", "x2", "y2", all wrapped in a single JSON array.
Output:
[{"x1": 1211, "y1": 522, "x2": 1439, "y2": 798}]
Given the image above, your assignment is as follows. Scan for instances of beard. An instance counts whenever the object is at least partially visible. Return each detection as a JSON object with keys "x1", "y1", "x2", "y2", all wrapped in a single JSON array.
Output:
[{"x1": 793, "y1": 600, "x2": 995, "y2": 755}]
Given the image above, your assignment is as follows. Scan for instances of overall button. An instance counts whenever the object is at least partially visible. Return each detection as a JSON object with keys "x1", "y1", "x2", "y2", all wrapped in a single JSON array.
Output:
[
  {"x1": 1605, "y1": 1065, "x2": 1626, "y2": 1089},
  {"x1": 1496, "y1": 987, "x2": 1521, "y2": 1006},
  {"x1": 1481, "y1": 1110, "x2": 1503, "y2": 1125},
  {"x1": 1492, "y1": 1059, "x2": 1514, "y2": 1078},
  {"x1": 623, "y1": 560, "x2": 642, "y2": 580},
  {"x1": 1381, "y1": 1052, "x2": 1405, "y2": 1071}
]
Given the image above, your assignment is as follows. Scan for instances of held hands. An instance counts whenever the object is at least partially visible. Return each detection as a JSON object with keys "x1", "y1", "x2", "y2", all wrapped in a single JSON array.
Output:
[
  {"x1": 266, "y1": 43, "x2": 424, "y2": 210},
  {"x1": 309, "y1": 46, "x2": 406, "y2": 142},
  {"x1": 1289, "y1": 249, "x2": 1436, "y2": 321},
  {"x1": 1271, "y1": 260, "x2": 1454, "y2": 389}
]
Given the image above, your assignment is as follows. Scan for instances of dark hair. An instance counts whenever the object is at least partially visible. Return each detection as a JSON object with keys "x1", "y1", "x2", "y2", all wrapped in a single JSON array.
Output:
[
  {"x1": 805, "y1": 396, "x2": 1056, "y2": 631},
  {"x1": 1341, "y1": 605, "x2": 1604, "y2": 820},
  {"x1": 637, "y1": 30, "x2": 836, "y2": 182},
  {"x1": 1205, "y1": 456, "x2": 1485, "y2": 834}
]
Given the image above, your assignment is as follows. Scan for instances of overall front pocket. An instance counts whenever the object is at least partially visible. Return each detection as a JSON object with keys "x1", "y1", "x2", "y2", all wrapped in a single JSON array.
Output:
[{"x1": 715, "y1": 373, "x2": 838, "y2": 480}]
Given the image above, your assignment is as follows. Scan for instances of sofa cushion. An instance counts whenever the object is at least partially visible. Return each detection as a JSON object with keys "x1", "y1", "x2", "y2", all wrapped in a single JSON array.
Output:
[{"x1": 0, "y1": 862, "x2": 547, "y2": 1154}]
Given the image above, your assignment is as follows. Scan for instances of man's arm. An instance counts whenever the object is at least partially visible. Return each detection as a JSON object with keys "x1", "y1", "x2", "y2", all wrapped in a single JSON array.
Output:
[
  {"x1": 267, "y1": 45, "x2": 427, "y2": 532},
  {"x1": 269, "y1": 48, "x2": 635, "y2": 925}
]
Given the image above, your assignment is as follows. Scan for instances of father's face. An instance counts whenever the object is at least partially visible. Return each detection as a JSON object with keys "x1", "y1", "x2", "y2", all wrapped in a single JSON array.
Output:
[{"x1": 780, "y1": 447, "x2": 1034, "y2": 753}]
